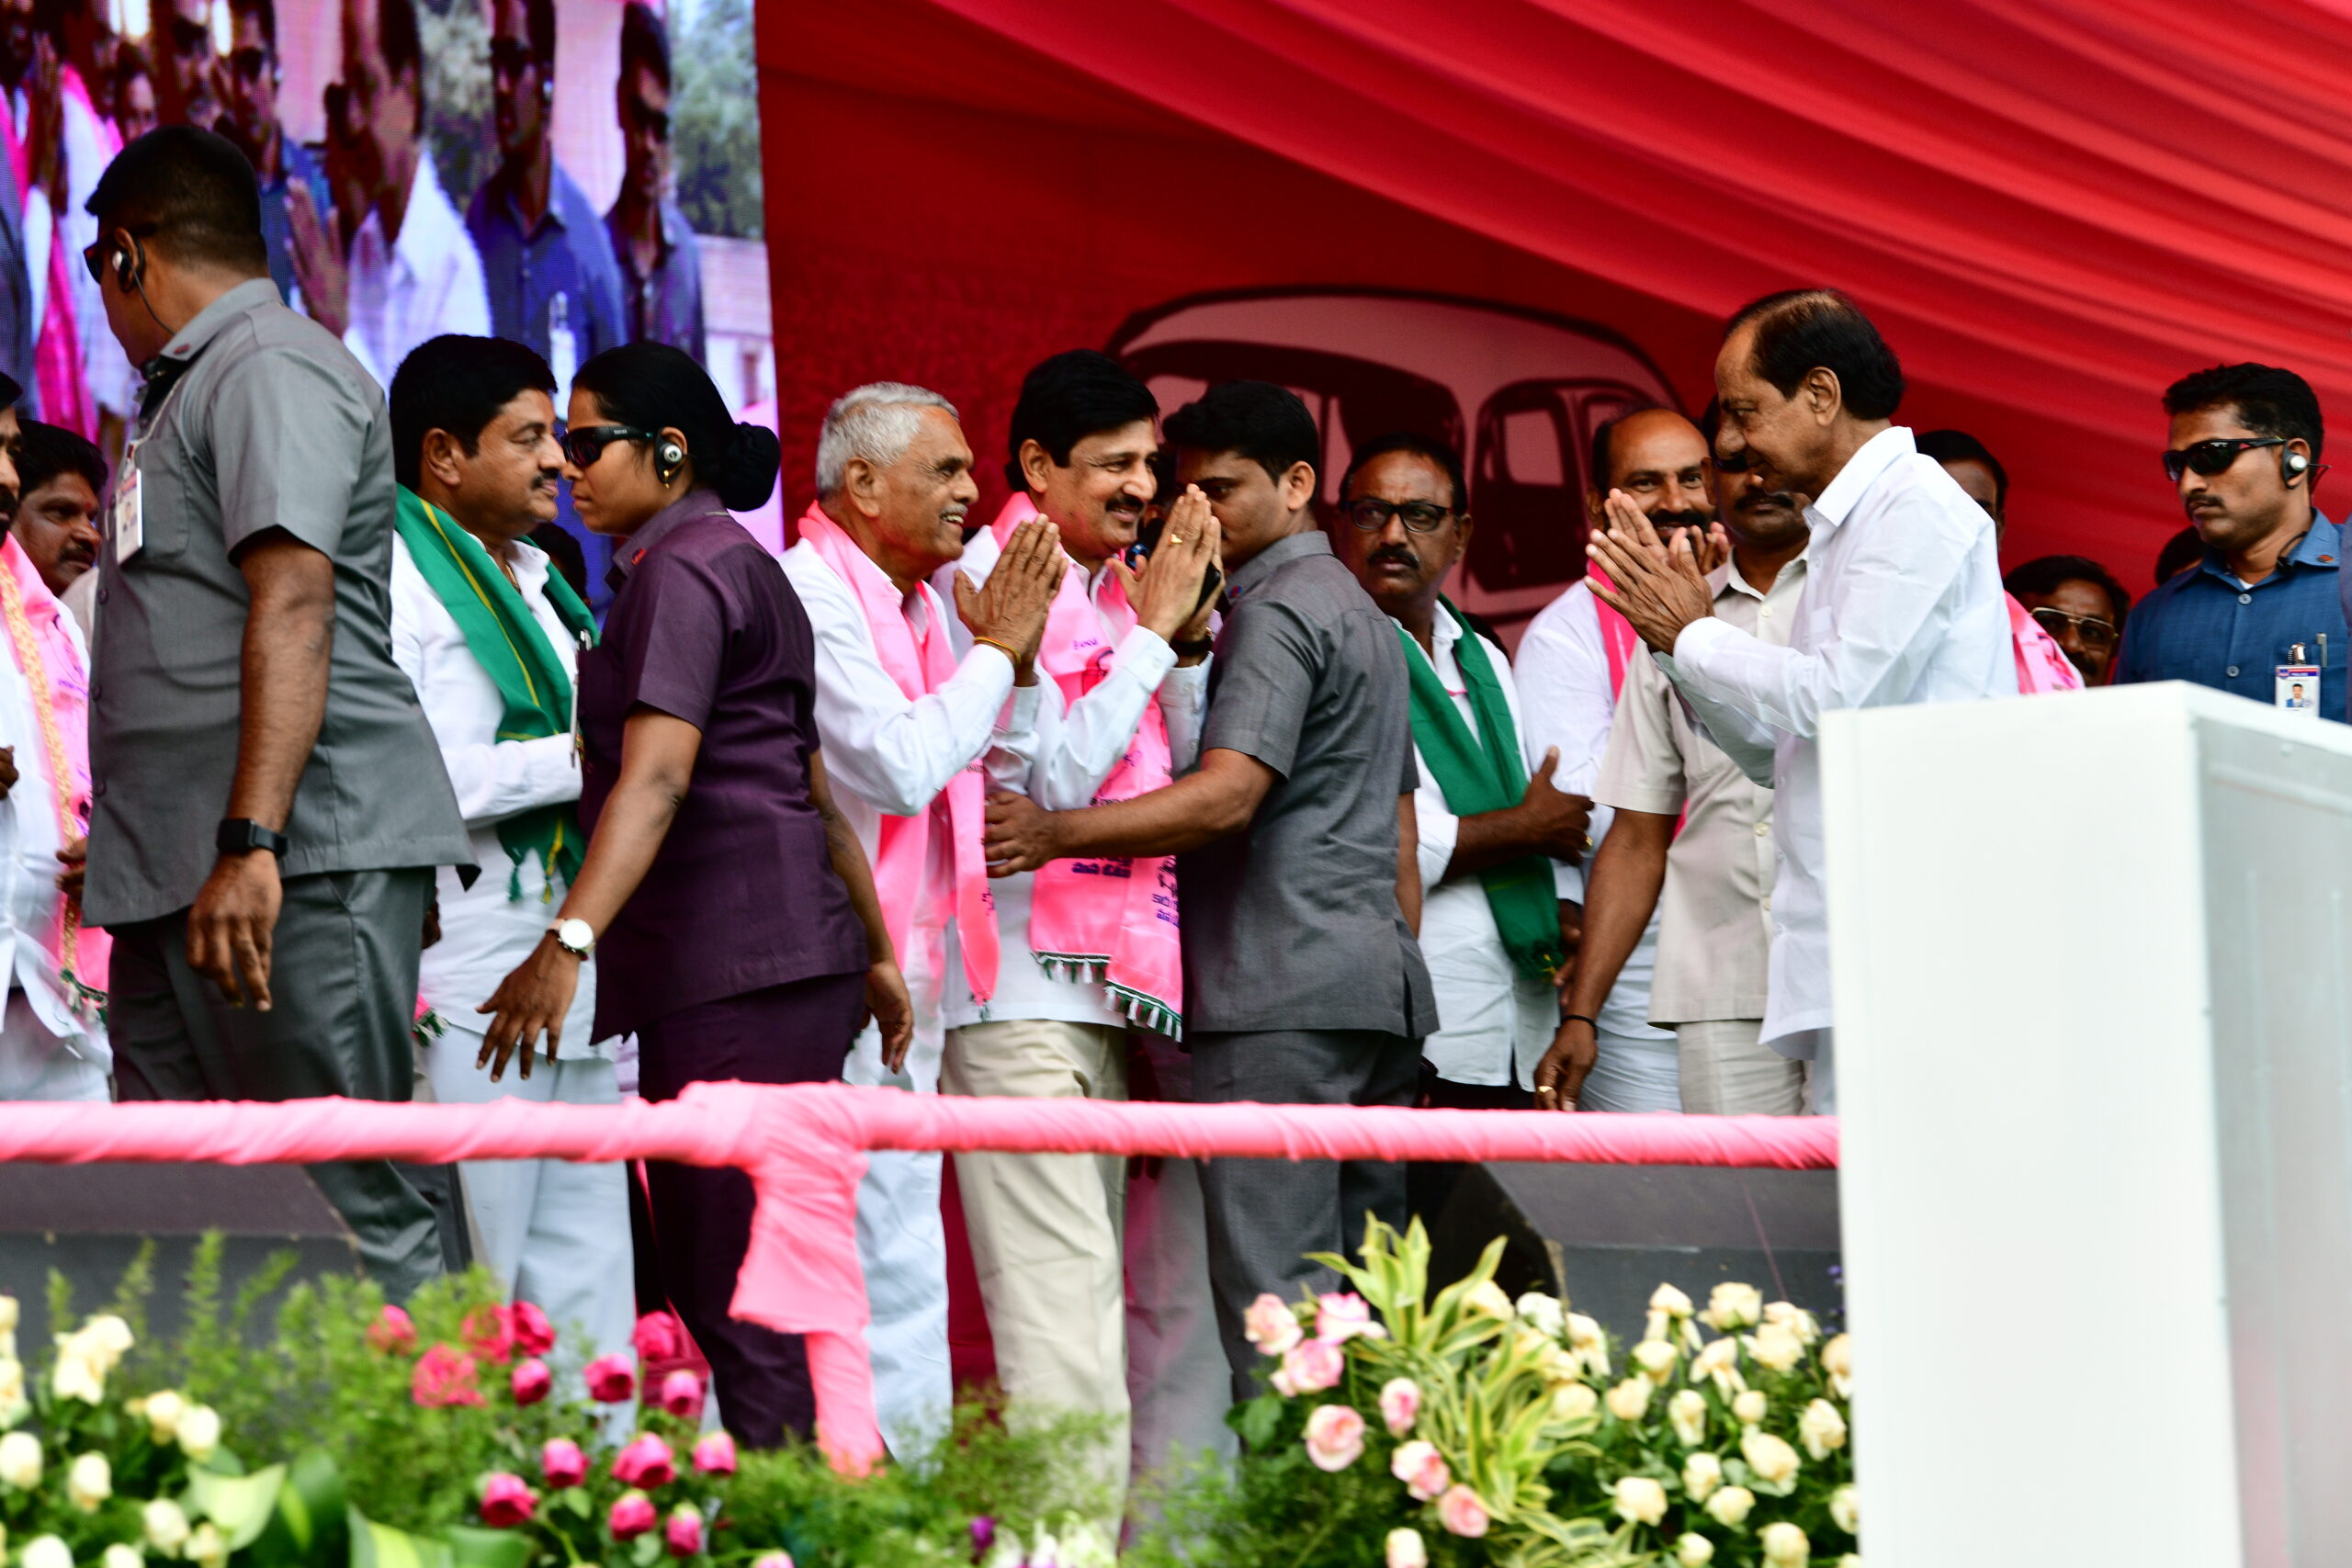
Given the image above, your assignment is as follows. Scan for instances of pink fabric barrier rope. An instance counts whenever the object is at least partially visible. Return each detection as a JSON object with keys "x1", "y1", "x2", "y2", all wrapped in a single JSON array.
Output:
[{"x1": 0, "y1": 1084, "x2": 1838, "y2": 1472}]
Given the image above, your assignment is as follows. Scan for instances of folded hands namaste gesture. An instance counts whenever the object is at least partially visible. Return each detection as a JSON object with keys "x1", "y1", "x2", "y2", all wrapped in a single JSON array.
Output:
[{"x1": 1582, "y1": 491, "x2": 1728, "y2": 655}]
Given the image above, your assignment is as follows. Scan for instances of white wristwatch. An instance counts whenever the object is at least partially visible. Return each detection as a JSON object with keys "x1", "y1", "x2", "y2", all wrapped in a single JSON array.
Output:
[{"x1": 549, "y1": 917, "x2": 596, "y2": 958}]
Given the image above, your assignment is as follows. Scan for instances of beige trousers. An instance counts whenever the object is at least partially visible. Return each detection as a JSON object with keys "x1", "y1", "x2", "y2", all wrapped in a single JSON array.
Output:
[
  {"x1": 1675, "y1": 1018, "x2": 1806, "y2": 1115},
  {"x1": 942, "y1": 1019, "x2": 1131, "y2": 1502}
]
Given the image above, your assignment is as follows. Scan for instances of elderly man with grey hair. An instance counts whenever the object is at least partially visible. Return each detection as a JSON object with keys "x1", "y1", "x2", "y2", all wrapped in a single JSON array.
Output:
[{"x1": 781, "y1": 381, "x2": 1064, "y2": 1458}]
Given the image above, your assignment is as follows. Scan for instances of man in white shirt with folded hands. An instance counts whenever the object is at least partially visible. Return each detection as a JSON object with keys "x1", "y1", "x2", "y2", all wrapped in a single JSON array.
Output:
[{"x1": 1578, "y1": 288, "x2": 2013, "y2": 1113}]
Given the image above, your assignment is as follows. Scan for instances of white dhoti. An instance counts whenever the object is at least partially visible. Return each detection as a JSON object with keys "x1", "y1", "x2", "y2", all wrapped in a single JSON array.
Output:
[{"x1": 0, "y1": 987, "x2": 107, "y2": 1100}]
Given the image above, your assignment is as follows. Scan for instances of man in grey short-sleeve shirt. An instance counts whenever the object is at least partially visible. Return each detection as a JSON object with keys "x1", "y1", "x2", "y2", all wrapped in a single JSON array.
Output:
[
  {"x1": 981, "y1": 382, "x2": 1431, "y2": 1393},
  {"x1": 81, "y1": 130, "x2": 469, "y2": 1298}
]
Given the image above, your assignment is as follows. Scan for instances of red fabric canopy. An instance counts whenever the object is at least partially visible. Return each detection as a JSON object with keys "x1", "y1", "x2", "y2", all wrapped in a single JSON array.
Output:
[{"x1": 760, "y1": 0, "x2": 2352, "y2": 582}]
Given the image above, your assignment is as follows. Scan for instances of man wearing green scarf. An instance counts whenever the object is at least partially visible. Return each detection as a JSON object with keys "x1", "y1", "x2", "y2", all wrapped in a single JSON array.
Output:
[
  {"x1": 385, "y1": 335, "x2": 634, "y2": 1374},
  {"x1": 1335, "y1": 434, "x2": 1592, "y2": 1111}
]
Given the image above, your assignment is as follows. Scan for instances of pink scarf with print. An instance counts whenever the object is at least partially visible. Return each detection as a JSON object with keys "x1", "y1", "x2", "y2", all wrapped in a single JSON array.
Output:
[
  {"x1": 797, "y1": 503, "x2": 998, "y2": 1004},
  {"x1": 990, "y1": 496, "x2": 1182, "y2": 1036},
  {"x1": 0, "y1": 536, "x2": 107, "y2": 998}
]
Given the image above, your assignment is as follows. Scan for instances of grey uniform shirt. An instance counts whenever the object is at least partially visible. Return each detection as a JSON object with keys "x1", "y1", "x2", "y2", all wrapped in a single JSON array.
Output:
[
  {"x1": 1179, "y1": 528, "x2": 1434, "y2": 1036},
  {"x1": 85, "y1": 277, "x2": 469, "y2": 927}
]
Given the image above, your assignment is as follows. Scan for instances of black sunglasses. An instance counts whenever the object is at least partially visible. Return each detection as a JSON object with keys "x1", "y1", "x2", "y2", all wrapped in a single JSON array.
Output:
[
  {"x1": 82, "y1": 225, "x2": 158, "y2": 287},
  {"x1": 2163, "y1": 436, "x2": 2284, "y2": 483},
  {"x1": 1344, "y1": 498, "x2": 1453, "y2": 534},
  {"x1": 560, "y1": 423, "x2": 657, "y2": 468}
]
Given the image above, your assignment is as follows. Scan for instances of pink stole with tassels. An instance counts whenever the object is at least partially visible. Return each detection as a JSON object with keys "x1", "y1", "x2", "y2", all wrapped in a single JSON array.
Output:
[
  {"x1": 990, "y1": 496, "x2": 1182, "y2": 1036},
  {"x1": 796, "y1": 503, "x2": 999, "y2": 1004},
  {"x1": 0, "y1": 536, "x2": 107, "y2": 1002}
]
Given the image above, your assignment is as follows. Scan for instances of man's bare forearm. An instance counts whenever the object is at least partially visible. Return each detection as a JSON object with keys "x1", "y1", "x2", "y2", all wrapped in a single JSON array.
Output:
[
  {"x1": 230, "y1": 538, "x2": 335, "y2": 830},
  {"x1": 1561, "y1": 810, "x2": 1672, "y2": 1021},
  {"x1": 1396, "y1": 792, "x2": 1421, "y2": 936},
  {"x1": 1449, "y1": 807, "x2": 1548, "y2": 878},
  {"x1": 1046, "y1": 751, "x2": 1272, "y2": 860}
]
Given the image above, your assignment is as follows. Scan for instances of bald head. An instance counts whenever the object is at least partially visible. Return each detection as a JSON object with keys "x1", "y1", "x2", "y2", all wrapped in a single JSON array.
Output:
[{"x1": 1588, "y1": 406, "x2": 1714, "y2": 532}]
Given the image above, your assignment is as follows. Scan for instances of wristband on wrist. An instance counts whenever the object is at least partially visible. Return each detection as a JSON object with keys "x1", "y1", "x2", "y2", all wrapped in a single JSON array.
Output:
[
  {"x1": 1171, "y1": 636, "x2": 1214, "y2": 659},
  {"x1": 972, "y1": 635, "x2": 1023, "y2": 668},
  {"x1": 1562, "y1": 1013, "x2": 1599, "y2": 1031}
]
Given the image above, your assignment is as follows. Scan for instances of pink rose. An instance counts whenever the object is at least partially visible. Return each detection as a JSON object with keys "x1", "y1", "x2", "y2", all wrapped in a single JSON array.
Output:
[
  {"x1": 1436, "y1": 1484, "x2": 1489, "y2": 1540},
  {"x1": 509, "y1": 1302, "x2": 557, "y2": 1358},
  {"x1": 663, "y1": 1504, "x2": 704, "y2": 1558},
  {"x1": 1302, "y1": 1403, "x2": 1365, "y2": 1472},
  {"x1": 412, "y1": 1344, "x2": 485, "y2": 1408},
  {"x1": 541, "y1": 1439, "x2": 588, "y2": 1490},
  {"x1": 510, "y1": 1358, "x2": 552, "y2": 1406},
  {"x1": 1242, "y1": 1292, "x2": 1303, "y2": 1357},
  {"x1": 658, "y1": 1370, "x2": 705, "y2": 1420},
  {"x1": 584, "y1": 1352, "x2": 638, "y2": 1404},
  {"x1": 1271, "y1": 1337, "x2": 1344, "y2": 1396},
  {"x1": 462, "y1": 1306, "x2": 515, "y2": 1364},
  {"x1": 1316, "y1": 1292, "x2": 1379, "y2": 1344},
  {"x1": 479, "y1": 1472, "x2": 535, "y2": 1529},
  {"x1": 1390, "y1": 1439, "x2": 1450, "y2": 1502},
  {"x1": 608, "y1": 1491, "x2": 658, "y2": 1540},
  {"x1": 633, "y1": 1311, "x2": 689, "y2": 1363},
  {"x1": 612, "y1": 1434, "x2": 678, "y2": 1488},
  {"x1": 1379, "y1": 1377, "x2": 1421, "y2": 1437},
  {"x1": 368, "y1": 1304, "x2": 416, "y2": 1355},
  {"x1": 691, "y1": 1433, "x2": 737, "y2": 1476}
]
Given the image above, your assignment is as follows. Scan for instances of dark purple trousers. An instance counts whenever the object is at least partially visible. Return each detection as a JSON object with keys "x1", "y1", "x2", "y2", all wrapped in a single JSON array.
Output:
[{"x1": 635, "y1": 970, "x2": 866, "y2": 1446}]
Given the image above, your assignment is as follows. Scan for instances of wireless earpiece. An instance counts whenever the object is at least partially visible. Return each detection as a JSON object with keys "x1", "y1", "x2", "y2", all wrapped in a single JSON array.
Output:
[
  {"x1": 2285, "y1": 449, "x2": 2312, "y2": 479},
  {"x1": 656, "y1": 440, "x2": 684, "y2": 485}
]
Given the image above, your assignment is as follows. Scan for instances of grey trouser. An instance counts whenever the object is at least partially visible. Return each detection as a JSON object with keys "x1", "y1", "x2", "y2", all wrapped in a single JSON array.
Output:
[
  {"x1": 109, "y1": 867, "x2": 445, "y2": 1301},
  {"x1": 1191, "y1": 1027, "x2": 1420, "y2": 1402}
]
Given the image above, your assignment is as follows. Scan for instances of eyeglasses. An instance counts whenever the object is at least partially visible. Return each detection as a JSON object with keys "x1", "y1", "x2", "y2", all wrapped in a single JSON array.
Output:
[
  {"x1": 489, "y1": 39, "x2": 541, "y2": 80},
  {"x1": 2162, "y1": 436, "x2": 2284, "y2": 483},
  {"x1": 228, "y1": 46, "x2": 273, "y2": 83},
  {"x1": 81, "y1": 225, "x2": 158, "y2": 287},
  {"x1": 560, "y1": 424, "x2": 657, "y2": 468},
  {"x1": 2028, "y1": 605, "x2": 2120, "y2": 651},
  {"x1": 1344, "y1": 498, "x2": 1453, "y2": 534}
]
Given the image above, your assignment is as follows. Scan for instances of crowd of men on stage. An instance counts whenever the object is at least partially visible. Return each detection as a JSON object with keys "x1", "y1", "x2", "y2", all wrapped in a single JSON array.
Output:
[{"x1": 4, "y1": 103, "x2": 2348, "y2": 1513}]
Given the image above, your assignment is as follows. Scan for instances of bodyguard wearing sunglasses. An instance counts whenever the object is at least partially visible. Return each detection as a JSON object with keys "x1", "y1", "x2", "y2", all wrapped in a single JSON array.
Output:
[
  {"x1": 2112, "y1": 363, "x2": 2349, "y2": 721},
  {"x1": 78, "y1": 128, "x2": 469, "y2": 1296}
]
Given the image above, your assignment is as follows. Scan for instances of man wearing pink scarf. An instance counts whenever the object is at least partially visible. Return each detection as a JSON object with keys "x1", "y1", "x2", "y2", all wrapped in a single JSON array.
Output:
[
  {"x1": 781, "y1": 382, "x2": 1061, "y2": 1459},
  {"x1": 941, "y1": 352, "x2": 1220, "y2": 1505},
  {"x1": 0, "y1": 370, "x2": 108, "y2": 1100}
]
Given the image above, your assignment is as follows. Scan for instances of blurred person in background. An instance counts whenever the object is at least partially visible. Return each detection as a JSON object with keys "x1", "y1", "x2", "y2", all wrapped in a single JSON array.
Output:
[
  {"x1": 606, "y1": 2, "x2": 702, "y2": 360},
  {"x1": 1916, "y1": 427, "x2": 2079, "y2": 694},
  {"x1": 5, "y1": 417, "x2": 100, "y2": 592},
  {"x1": 2004, "y1": 555, "x2": 2130, "y2": 685},
  {"x1": 219, "y1": 0, "x2": 324, "y2": 304},
  {"x1": 109, "y1": 39, "x2": 153, "y2": 140},
  {"x1": 150, "y1": 0, "x2": 219, "y2": 130},
  {"x1": 2154, "y1": 525, "x2": 2202, "y2": 586}
]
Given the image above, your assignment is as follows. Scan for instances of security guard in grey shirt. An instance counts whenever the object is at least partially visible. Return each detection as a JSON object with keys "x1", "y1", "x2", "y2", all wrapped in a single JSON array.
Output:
[{"x1": 81, "y1": 128, "x2": 470, "y2": 1299}]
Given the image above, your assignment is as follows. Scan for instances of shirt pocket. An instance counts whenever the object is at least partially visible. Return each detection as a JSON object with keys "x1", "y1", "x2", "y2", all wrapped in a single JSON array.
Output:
[{"x1": 121, "y1": 424, "x2": 197, "y2": 564}]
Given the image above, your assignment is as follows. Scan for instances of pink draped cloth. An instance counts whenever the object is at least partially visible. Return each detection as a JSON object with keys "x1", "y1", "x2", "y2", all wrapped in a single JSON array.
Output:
[
  {"x1": 0, "y1": 91, "x2": 90, "y2": 439},
  {"x1": 0, "y1": 534, "x2": 106, "y2": 991},
  {"x1": 795, "y1": 502, "x2": 1000, "y2": 1003},
  {"x1": 2007, "y1": 592, "x2": 2086, "y2": 694},
  {"x1": 0, "y1": 1085, "x2": 1838, "y2": 1472}
]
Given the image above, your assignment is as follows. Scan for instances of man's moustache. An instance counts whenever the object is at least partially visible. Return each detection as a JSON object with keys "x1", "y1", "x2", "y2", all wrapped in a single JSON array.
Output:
[
  {"x1": 1736, "y1": 491, "x2": 1801, "y2": 514},
  {"x1": 1650, "y1": 509, "x2": 1713, "y2": 530},
  {"x1": 1368, "y1": 548, "x2": 1419, "y2": 571}
]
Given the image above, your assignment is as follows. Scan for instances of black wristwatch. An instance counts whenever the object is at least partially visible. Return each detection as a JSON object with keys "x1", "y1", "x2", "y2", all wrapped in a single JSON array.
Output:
[
  {"x1": 217, "y1": 818, "x2": 289, "y2": 858},
  {"x1": 1171, "y1": 637, "x2": 1215, "y2": 660}
]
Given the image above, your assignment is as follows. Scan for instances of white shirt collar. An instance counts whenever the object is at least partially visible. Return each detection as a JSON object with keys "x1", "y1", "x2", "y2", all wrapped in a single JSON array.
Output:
[
  {"x1": 1711, "y1": 547, "x2": 1810, "y2": 604},
  {"x1": 1806, "y1": 425, "x2": 1916, "y2": 532}
]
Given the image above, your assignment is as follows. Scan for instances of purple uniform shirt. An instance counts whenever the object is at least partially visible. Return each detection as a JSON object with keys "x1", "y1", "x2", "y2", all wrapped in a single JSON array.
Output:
[{"x1": 581, "y1": 491, "x2": 867, "y2": 1037}]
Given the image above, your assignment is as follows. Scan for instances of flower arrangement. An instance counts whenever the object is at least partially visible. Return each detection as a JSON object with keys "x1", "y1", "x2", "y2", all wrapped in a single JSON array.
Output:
[{"x1": 1128, "y1": 1219, "x2": 1857, "y2": 1568}]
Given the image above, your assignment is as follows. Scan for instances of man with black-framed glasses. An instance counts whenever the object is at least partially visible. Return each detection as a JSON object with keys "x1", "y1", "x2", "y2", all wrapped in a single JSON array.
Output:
[
  {"x1": 150, "y1": 0, "x2": 220, "y2": 131},
  {"x1": 605, "y1": 3, "x2": 702, "y2": 362},
  {"x1": 218, "y1": 0, "x2": 322, "y2": 305},
  {"x1": 2112, "y1": 363, "x2": 2348, "y2": 721}
]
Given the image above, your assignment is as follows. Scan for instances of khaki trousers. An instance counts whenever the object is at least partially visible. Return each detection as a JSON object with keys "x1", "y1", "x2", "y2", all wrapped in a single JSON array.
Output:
[
  {"x1": 1675, "y1": 1018, "x2": 1806, "y2": 1115},
  {"x1": 942, "y1": 1019, "x2": 1131, "y2": 1501}
]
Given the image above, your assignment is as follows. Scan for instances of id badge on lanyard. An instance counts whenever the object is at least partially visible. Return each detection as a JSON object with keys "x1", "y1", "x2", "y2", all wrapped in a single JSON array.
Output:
[
  {"x1": 110, "y1": 442, "x2": 144, "y2": 563},
  {"x1": 2277, "y1": 639, "x2": 2324, "y2": 716}
]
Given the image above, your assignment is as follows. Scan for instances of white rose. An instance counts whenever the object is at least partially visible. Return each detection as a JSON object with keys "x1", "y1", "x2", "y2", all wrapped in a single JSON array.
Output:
[
  {"x1": 1761, "y1": 1302, "x2": 1819, "y2": 1345},
  {"x1": 1512, "y1": 1292, "x2": 1566, "y2": 1339},
  {"x1": 1702, "y1": 1283, "x2": 1762, "y2": 1330},
  {"x1": 1702, "y1": 1485, "x2": 1754, "y2": 1527},
  {"x1": 175, "y1": 1405, "x2": 222, "y2": 1462},
  {"x1": 0, "y1": 1428, "x2": 44, "y2": 1488},
  {"x1": 1648, "y1": 1284, "x2": 1694, "y2": 1317},
  {"x1": 1740, "y1": 1429, "x2": 1802, "y2": 1487},
  {"x1": 0, "y1": 1357, "x2": 27, "y2": 1427},
  {"x1": 0, "y1": 1296, "x2": 18, "y2": 1333},
  {"x1": 1829, "y1": 1484, "x2": 1860, "y2": 1536},
  {"x1": 84, "y1": 1317, "x2": 134, "y2": 1365},
  {"x1": 1668, "y1": 1388, "x2": 1709, "y2": 1447},
  {"x1": 1732, "y1": 1390, "x2": 1769, "y2": 1425},
  {"x1": 1632, "y1": 1339, "x2": 1679, "y2": 1379},
  {"x1": 186, "y1": 1524, "x2": 228, "y2": 1568},
  {"x1": 1759, "y1": 1521, "x2": 1809, "y2": 1567},
  {"x1": 1799, "y1": 1398, "x2": 1849, "y2": 1461},
  {"x1": 1463, "y1": 1280, "x2": 1514, "y2": 1321},
  {"x1": 1566, "y1": 1314, "x2": 1611, "y2": 1378},
  {"x1": 1551, "y1": 1382, "x2": 1599, "y2": 1422},
  {"x1": 1821, "y1": 1334, "x2": 1854, "y2": 1397},
  {"x1": 1612, "y1": 1475, "x2": 1668, "y2": 1527},
  {"x1": 23, "y1": 1536, "x2": 74, "y2": 1568},
  {"x1": 105, "y1": 1544, "x2": 143, "y2": 1568},
  {"x1": 1605, "y1": 1378, "x2": 1652, "y2": 1422},
  {"x1": 51, "y1": 1348, "x2": 106, "y2": 1404},
  {"x1": 145, "y1": 1497, "x2": 193, "y2": 1554},
  {"x1": 1747, "y1": 1324, "x2": 1804, "y2": 1373},
  {"x1": 1675, "y1": 1533, "x2": 1716, "y2": 1567},
  {"x1": 66, "y1": 1451, "x2": 112, "y2": 1512},
  {"x1": 141, "y1": 1391, "x2": 187, "y2": 1441},
  {"x1": 1681, "y1": 1451, "x2": 1722, "y2": 1502},
  {"x1": 1840, "y1": 1557, "x2": 1863, "y2": 1568},
  {"x1": 1384, "y1": 1528, "x2": 1429, "y2": 1568}
]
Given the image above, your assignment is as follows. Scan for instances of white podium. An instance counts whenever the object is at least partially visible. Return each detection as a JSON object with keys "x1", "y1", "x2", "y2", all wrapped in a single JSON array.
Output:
[{"x1": 1826, "y1": 682, "x2": 2352, "y2": 1568}]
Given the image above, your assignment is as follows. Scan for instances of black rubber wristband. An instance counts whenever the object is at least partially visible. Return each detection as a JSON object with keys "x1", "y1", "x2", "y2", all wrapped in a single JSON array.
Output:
[{"x1": 1562, "y1": 1013, "x2": 1599, "y2": 1031}]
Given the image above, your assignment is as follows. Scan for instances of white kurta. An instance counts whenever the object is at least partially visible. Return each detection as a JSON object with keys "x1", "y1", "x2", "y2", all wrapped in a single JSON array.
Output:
[
  {"x1": 0, "y1": 604, "x2": 106, "y2": 1100},
  {"x1": 1397, "y1": 605, "x2": 1559, "y2": 1089},
  {"x1": 387, "y1": 531, "x2": 631, "y2": 1369},
  {"x1": 783, "y1": 534, "x2": 1040, "y2": 1460},
  {"x1": 342, "y1": 151, "x2": 492, "y2": 389},
  {"x1": 1663, "y1": 426, "x2": 2015, "y2": 1055}
]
